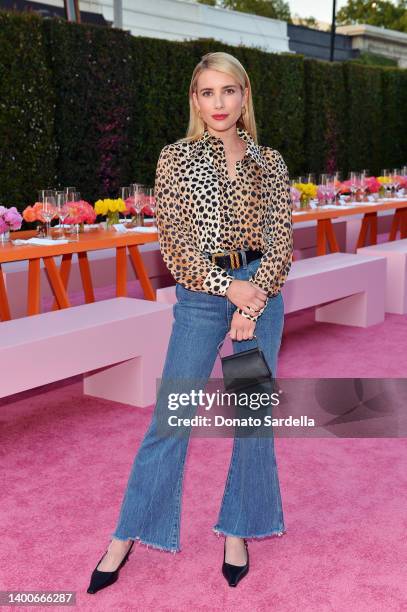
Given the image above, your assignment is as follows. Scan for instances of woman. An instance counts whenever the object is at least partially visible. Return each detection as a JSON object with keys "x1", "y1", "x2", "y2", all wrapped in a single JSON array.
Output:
[{"x1": 87, "y1": 50, "x2": 293, "y2": 593}]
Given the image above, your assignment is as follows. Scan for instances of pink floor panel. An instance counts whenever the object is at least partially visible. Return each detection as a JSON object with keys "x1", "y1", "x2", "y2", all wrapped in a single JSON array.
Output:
[{"x1": 2, "y1": 273, "x2": 406, "y2": 611}]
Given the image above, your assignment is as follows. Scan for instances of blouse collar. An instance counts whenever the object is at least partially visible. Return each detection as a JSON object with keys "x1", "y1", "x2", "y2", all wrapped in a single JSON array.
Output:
[{"x1": 188, "y1": 126, "x2": 268, "y2": 171}]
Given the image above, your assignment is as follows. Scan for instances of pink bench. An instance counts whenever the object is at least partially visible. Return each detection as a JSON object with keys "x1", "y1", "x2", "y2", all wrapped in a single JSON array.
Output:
[
  {"x1": 357, "y1": 238, "x2": 407, "y2": 314},
  {"x1": 0, "y1": 297, "x2": 173, "y2": 407},
  {"x1": 156, "y1": 253, "x2": 386, "y2": 328}
]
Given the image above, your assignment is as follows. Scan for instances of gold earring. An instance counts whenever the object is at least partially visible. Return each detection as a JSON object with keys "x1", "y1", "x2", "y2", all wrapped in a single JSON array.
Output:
[{"x1": 241, "y1": 106, "x2": 246, "y2": 115}]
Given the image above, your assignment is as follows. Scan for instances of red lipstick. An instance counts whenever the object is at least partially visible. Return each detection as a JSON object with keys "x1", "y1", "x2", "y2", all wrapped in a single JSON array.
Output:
[{"x1": 212, "y1": 114, "x2": 229, "y2": 120}]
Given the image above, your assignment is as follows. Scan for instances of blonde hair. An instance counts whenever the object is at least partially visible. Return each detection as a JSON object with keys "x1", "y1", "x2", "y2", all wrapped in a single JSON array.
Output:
[{"x1": 178, "y1": 51, "x2": 258, "y2": 144}]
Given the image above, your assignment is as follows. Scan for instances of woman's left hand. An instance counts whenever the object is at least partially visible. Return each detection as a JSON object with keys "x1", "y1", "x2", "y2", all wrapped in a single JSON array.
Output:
[{"x1": 228, "y1": 311, "x2": 256, "y2": 341}]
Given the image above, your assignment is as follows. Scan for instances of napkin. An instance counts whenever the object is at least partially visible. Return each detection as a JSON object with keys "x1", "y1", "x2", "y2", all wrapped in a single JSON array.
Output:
[
  {"x1": 12, "y1": 237, "x2": 70, "y2": 246},
  {"x1": 113, "y1": 224, "x2": 158, "y2": 233},
  {"x1": 320, "y1": 204, "x2": 355, "y2": 210}
]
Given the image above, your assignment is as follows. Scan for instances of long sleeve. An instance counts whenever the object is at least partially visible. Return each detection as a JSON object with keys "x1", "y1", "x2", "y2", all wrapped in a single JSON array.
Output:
[
  {"x1": 155, "y1": 144, "x2": 235, "y2": 295},
  {"x1": 237, "y1": 149, "x2": 293, "y2": 322}
]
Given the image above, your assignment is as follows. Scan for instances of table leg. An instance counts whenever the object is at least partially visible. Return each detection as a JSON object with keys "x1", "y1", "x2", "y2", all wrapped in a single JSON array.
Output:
[
  {"x1": 401, "y1": 209, "x2": 407, "y2": 239},
  {"x1": 27, "y1": 259, "x2": 41, "y2": 315},
  {"x1": 317, "y1": 219, "x2": 339, "y2": 256},
  {"x1": 325, "y1": 220, "x2": 340, "y2": 253},
  {"x1": 316, "y1": 221, "x2": 327, "y2": 255},
  {"x1": 128, "y1": 244, "x2": 156, "y2": 300},
  {"x1": 43, "y1": 257, "x2": 71, "y2": 309},
  {"x1": 369, "y1": 212, "x2": 378, "y2": 244},
  {"x1": 52, "y1": 253, "x2": 72, "y2": 311},
  {"x1": 389, "y1": 209, "x2": 402, "y2": 241},
  {"x1": 116, "y1": 246, "x2": 127, "y2": 297},
  {"x1": 78, "y1": 252, "x2": 95, "y2": 303},
  {"x1": 357, "y1": 212, "x2": 377, "y2": 248},
  {"x1": 0, "y1": 263, "x2": 11, "y2": 321}
]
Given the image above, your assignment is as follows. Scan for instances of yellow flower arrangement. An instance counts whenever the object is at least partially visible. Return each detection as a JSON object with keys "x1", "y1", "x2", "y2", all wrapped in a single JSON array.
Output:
[
  {"x1": 94, "y1": 198, "x2": 127, "y2": 227},
  {"x1": 94, "y1": 198, "x2": 126, "y2": 216},
  {"x1": 376, "y1": 176, "x2": 391, "y2": 184},
  {"x1": 293, "y1": 182, "x2": 318, "y2": 207}
]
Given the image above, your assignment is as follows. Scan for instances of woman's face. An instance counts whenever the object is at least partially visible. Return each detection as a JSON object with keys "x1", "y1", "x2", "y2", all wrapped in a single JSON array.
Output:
[{"x1": 192, "y1": 68, "x2": 248, "y2": 133}]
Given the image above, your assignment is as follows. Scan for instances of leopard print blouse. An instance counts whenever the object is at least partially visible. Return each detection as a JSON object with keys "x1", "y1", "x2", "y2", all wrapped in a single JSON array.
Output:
[{"x1": 154, "y1": 126, "x2": 293, "y2": 322}]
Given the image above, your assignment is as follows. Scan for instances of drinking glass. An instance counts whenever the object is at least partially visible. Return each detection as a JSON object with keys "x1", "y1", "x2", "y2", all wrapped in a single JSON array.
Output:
[
  {"x1": 121, "y1": 186, "x2": 132, "y2": 223},
  {"x1": 318, "y1": 174, "x2": 329, "y2": 207},
  {"x1": 64, "y1": 187, "x2": 77, "y2": 198},
  {"x1": 56, "y1": 191, "x2": 69, "y2": 236},
  {"x1": 38, "y1": 189, "x2": 56, "y2": 203},
  {"x1": 325, "y1": 174, "x2": 336, "y2": 205},
  {"x1": 349, "y1": 172, "x2": 360, "y2": 201},
  {"x1": 65, "y1": 192, "x2": 81, "y2": 234},
  {"x1": 360, "y1": 169, "x2": 370, "y2": 200},
  {"x1": 143, "y1": 187, "x2": 156, "y2": 223},
  {"x1": 131, "y1": 184, "x2": 146, "y2": 226},
  {"x1": 42, "y1": 196, "x2": 57, "y2": 237},
  {"x1": 381, "y1": 170, "x2": 391, "y2": 198},
  {"x1": 391, "y1": 169, "x2": 401, "y2": 196}
]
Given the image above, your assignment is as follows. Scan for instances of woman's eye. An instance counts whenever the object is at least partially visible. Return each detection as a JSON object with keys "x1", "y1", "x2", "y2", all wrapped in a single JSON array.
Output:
[{"x1": 201, "y1": 89, "x2": 235, "y2": 96}]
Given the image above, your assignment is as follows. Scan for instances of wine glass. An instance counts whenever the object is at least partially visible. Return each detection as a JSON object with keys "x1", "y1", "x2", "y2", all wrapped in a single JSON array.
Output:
[
  {"x1": 65, "y1": 191, "x2": 81, "y2": 234},
  {"x1": 325, "y1": 174, "x2": 336, "y2": 205},
  {"x1": 56, "y1": 191, "x2": 69, "y2": 236},
  {"x1": 149, "y1": 190, "x2": 156, "y2": 223},
  {"x1": 64, "y1": 187, "x2": 77, "y2": 198},
  {"x1": 360, "y1": 169, "x2": 370, "y2": 200},
  {"x1": 38, "y1": 189, "x2": 56, "y2": 202},
  {"x1": 131, "y1": 184, "x2": 146, "y2": 226},
  {"x1": 318, "y1": 174, "x2": 329, "y2": 207},
  {"x1": 381, "y1": 170, "x2": 392, "y2": 198},
  {"x1": 391, "y1": 169, "x2": 402, "y2": 197},
  {"x1": 121, "y1": 186, "x2": 132, "y2": 224},
  {"x1": 143, "y1": 187, "x2": 155, "y2": 223},
  {"x1": 42, "y1": 196, "x2": 57, "y2": 237},
  {"x1": 349, "y1": 172, "x2": 360, "y2": 201}
]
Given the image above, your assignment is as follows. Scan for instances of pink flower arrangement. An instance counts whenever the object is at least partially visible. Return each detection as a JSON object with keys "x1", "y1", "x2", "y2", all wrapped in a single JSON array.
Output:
[
  {"x1": 364, "y1": 177, "x2": 381, "y2": 193},
  {"x1": 339, "y1": 177, "x2": 381, "y2": 195},
  {"x1": 65, "y1": 200, "x2": 97, "y2": 225},
  {"x1": 0, "y1": 206, "x2": 23, "y2": 233},
  {"x1": 394, "y1": 175, "x2": 407, "y2": 189}
]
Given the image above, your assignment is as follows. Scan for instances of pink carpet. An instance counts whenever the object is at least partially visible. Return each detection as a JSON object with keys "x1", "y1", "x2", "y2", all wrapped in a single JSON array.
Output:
[{"x1": 2, "y1": 255, "x2": 407, "y2": 610}]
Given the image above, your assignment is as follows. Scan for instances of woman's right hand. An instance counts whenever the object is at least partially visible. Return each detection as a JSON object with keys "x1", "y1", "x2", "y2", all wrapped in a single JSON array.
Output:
[{"x1": 226, "y1": 279, "x2": 268, "y2": 316}]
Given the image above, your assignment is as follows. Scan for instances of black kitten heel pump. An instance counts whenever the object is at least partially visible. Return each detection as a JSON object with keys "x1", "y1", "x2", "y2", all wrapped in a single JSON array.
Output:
[
  {"x1": 87, "y1": 540, "x2": 134, "y2": 594},
  {"x1": 222, "y1": 538, "x2": 249, "y2": 587}
]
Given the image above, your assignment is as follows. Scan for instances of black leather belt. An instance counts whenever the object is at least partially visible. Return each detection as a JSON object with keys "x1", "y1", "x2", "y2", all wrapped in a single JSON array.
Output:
[{"x1": 206, "y1": 249, "x2": 263, "y2": 270}]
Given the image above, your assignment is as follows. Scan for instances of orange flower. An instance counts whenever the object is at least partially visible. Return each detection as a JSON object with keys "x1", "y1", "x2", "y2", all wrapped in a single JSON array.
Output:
[
  {"x1": 23, "y1": 206, "x2": 36, "y2": 222},
  {"x1": 33, "y1": 202, "x2": 45, "y2": 223}
]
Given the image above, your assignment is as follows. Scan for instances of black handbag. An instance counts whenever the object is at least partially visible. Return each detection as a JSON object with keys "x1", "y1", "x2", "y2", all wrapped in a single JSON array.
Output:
[{"x1": 217, "y1": 335, "x2": 276, "y2": 411}]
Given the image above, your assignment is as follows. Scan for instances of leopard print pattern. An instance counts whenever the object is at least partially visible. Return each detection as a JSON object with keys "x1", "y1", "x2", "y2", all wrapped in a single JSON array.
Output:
[{"x1": 154, "y1": 126, "x2": 293, "y2": 321}]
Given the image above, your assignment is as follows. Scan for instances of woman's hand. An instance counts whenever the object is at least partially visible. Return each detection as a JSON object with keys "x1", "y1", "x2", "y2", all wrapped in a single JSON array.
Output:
[
  {"x1": 229, "y1": 310, "x2": 256, "y2": 341},
  {"x1": 226, "y1": 279, "x2": 267, "y2": 316}
]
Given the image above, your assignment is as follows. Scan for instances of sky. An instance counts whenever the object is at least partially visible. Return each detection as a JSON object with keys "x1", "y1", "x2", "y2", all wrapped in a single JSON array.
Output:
[{"x1": 288, "y1": 0, "x2": 349, "y2": 23}]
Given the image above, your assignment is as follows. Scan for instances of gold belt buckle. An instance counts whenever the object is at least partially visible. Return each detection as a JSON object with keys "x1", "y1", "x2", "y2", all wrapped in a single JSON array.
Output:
[
  {"x1": 211, "y1": 250, "x2": 241, "y2": 269},
  {"x1": 230, "y1": 251, "x2": 241, "y2": 270}
]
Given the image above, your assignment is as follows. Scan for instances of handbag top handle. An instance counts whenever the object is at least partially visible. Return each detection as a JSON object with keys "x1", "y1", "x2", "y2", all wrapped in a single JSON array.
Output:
[{"x1": 216, "y1": 334, "x2": 258, "y2": 358}]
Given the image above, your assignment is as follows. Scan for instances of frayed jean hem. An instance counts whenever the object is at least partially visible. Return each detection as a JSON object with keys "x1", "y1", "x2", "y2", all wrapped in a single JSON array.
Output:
[
  {"x1": 111, "y1": 533, "x2": 180, "y2": 555},
  {"x1": 212, "y1": 526, "x2": 287, "y2": 541}
]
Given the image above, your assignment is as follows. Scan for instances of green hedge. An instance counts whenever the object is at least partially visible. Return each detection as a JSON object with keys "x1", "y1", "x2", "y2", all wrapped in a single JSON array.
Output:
[{"x1": 0, "y1": 10, "x2": 406, "y2": 213}]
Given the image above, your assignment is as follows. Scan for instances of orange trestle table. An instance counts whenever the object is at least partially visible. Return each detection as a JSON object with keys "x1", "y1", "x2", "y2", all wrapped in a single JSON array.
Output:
[
  {"x1": 0, "y1": 226, "x2": 158, "y2": 322},
  {"x1": 292, "y1": 199, "x2": 407, "y2": 256}
]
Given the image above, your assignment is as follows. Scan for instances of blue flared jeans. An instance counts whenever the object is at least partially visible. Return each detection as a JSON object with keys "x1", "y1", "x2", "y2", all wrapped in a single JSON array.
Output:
[{"x1": 111, "y1": 258, "x2": 286, "y2": 553}]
